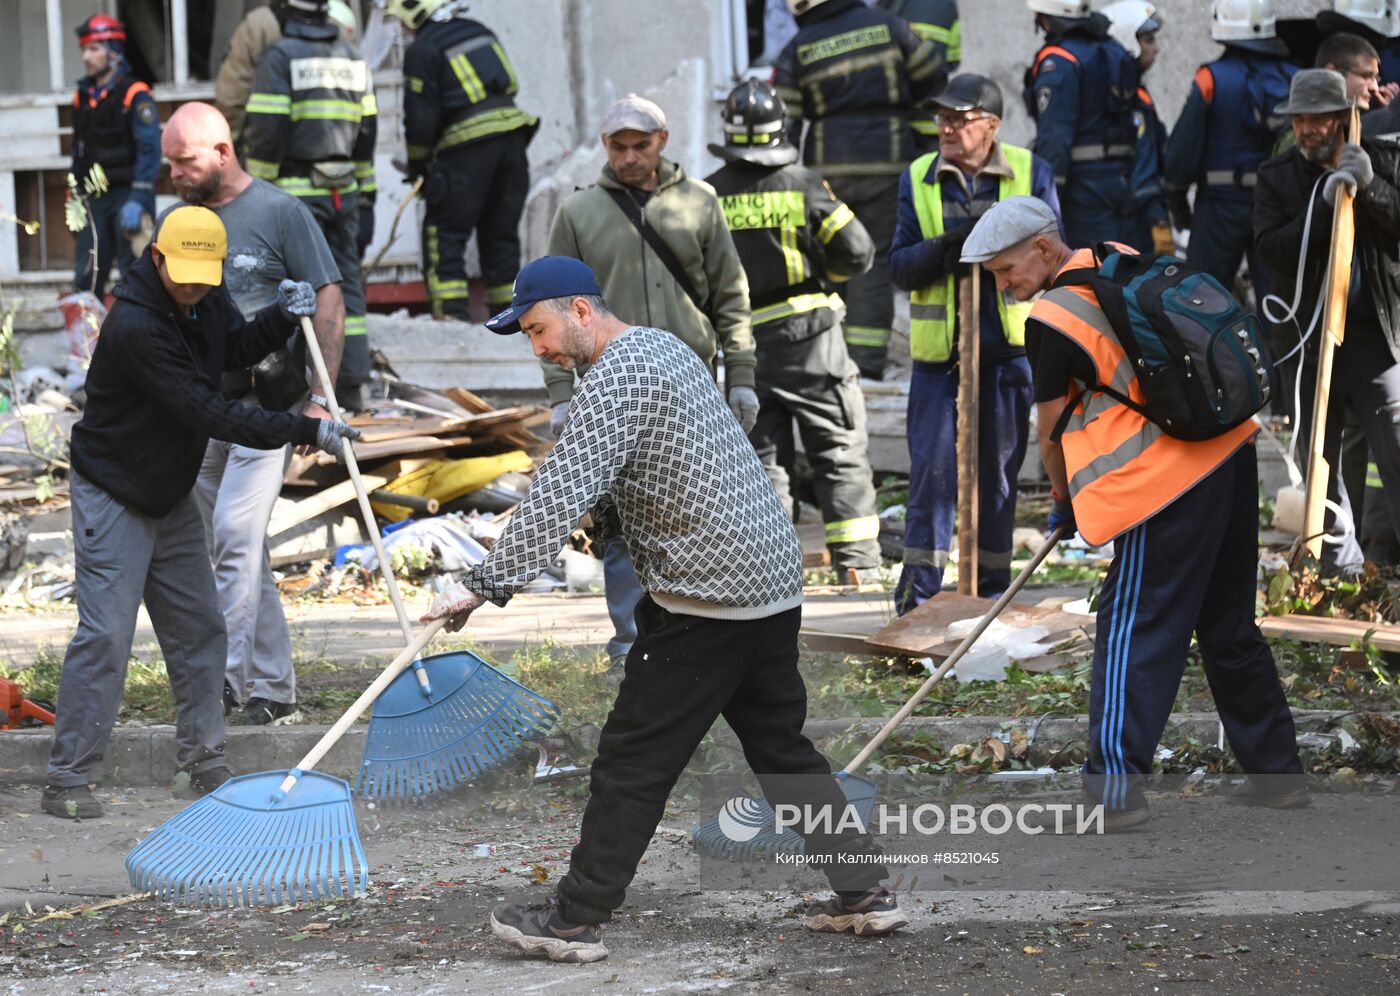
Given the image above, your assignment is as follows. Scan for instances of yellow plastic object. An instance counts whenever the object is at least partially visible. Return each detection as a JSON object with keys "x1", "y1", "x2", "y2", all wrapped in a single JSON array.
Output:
[{"x1": 370, "y1": 451, "x2": 535, "y2": 522}]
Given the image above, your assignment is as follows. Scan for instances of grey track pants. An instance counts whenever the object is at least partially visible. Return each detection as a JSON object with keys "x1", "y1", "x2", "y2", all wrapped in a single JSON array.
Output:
[
  {"x1": 46, "y1": 472, "x2": 229, "y2": 786},
  {"x1": 195, "y1": 439, "x2": 295, "y2": 705}
]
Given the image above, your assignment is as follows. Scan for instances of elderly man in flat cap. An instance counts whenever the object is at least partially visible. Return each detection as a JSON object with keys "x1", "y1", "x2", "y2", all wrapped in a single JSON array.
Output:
[
  {"x1": 541, "y1": 94, "x2": 754, "y2": 679},
  {"x1": 962, "y1": 195, "x2": 1305, "y2": 830},
  {"x1": 1257, "y1": 67, "x2": 1400, "y2": 572}
]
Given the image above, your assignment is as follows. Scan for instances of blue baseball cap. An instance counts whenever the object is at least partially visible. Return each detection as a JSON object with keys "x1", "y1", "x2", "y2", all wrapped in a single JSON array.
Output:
[{"x1": 484, "y1": 256, "x2": 605, "y2": 335}]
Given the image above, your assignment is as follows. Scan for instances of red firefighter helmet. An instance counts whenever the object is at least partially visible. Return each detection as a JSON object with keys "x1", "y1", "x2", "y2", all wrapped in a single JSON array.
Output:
[{"x1": 76, "y1": 14, "x2": 127, "y2": 48}]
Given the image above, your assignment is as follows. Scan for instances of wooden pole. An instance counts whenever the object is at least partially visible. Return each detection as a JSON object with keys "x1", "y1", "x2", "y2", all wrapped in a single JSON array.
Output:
[
  {"x1": 956, "y1": 264, "x2": 981, "y2": 595},
  {"x1": 1301, "y1": 104, "x2": 1361, "y2": 560}
]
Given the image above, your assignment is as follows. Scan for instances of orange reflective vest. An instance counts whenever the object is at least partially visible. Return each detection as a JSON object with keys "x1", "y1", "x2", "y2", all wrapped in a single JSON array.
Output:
[{"x1": 1031, "y1": 248, "x2": 1257, "y2": 546}]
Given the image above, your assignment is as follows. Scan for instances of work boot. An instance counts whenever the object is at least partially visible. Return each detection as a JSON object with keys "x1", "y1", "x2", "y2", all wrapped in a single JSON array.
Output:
[
  {"x1": 188, "y1": 766, "x2": 234, "y2": 798},
  {"x1": 1230, "y1": 779, "x2": 1310, "y2": 810},
  {"x1": 490, "y1": 896, "x2": 608, "y2": 963},
  {"x1": 238, "y1": 698, "x2": 301, "y2": 726},
  {"x1": 805, "y1": 887, "x2": 908, "y2": 936},
  {"x1": 40, "y1": 784, "x2": 103, "y2": 820}
]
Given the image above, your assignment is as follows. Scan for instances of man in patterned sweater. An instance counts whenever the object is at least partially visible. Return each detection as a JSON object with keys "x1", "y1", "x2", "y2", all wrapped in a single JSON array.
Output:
[{"x1": 423, "y1": 256, "x2": 904, "y2": 964}]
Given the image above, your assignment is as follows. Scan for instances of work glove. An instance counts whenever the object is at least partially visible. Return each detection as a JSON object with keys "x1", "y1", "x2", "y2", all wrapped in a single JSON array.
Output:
[
  {"x1": 550, "y1": 400, "x2": 571, "y2": 438},
  {"x1": 314, "y1": 419, "x2": 362, "y2": 458},
  {"x1": 1324, "y1": 143, "x2": 1375, "y2": 204},
  {"x1": 938, "y1": 225, "x2": 972, "y2": 276},
  {"x1": 420, "y1": 578, "x2": 486, "y2": 632},
  {"x1": 1168, "y1": 190, "x2": 1192, "y2": 232},
  {"x1": 1047, "y1": 495, "x2": 1077, "y2": 539},
  {"x1": 276, "y1": 279, "x2": 317, "y2": 319},
  {"x1": 118, "y1": 199, "x2": 146, "y2": 235},
  {"x1": 728, "y1": 385, "x2": 760, "y2": 434}
]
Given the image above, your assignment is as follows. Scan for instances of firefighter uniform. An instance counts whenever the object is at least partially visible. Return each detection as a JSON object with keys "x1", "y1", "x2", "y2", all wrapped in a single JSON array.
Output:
[
  {"x1": 889, "y1": 135, "x2": 1059, "y2": 608},
  {"x1": 244, "y1": 16, "x2": 376, "y2": 403},
  {"x1": 1163, "y1": 48, "x2": 1296, "y2": 292},
  {"x1": 1020, "y1": 243, "x2": 1302, "y2": 814},
  {"x1": 1023, "y1": 10, "x2": 1141, "y2": 249},
  {"x1": 879, "y1": 0, "x2": 962, "y2": 152},
  {"x1": 773, "y1": 0, "x2": 947, "y2": 379},
  {"x1": 70, "y1": 16, "x2": 160, "y2": 297},
  {"x1": 1127, "y1": 83, "x2": 1169, "y2": 255},
  {"x1": 396, "y1": 6, "x2": 538, "y2": 318},
  {"x1": 705, "y1": 81, "x2": 882, "y2": 574}
]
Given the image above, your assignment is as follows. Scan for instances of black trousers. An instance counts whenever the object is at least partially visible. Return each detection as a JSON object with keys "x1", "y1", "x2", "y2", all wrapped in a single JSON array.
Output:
[
  {"x1": 557, "y1": 596, "x2": 888, "y2": 924},
  {"x1": 826, "y1": 173, "x2": 900, "y2": 378},
  {"x1": 421, "y1": 131, "x2": 530, "y2": 319}
]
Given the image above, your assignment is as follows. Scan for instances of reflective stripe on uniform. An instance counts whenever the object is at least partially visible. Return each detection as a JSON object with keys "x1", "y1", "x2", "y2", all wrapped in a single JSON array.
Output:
[
  {"x1": 902, "y1": 546, "x2": 949, "y2": 568},
  {"x1": 1204, "y1": 170, "x2": 1256, "y2": 188},
  {"x1": 1071, "y1": 143, "x2": 1133, "y2": 161},
  {"x1": 291, "y1": 99, "x2": 363, "y2": 123},
  {"x1": 275, "y1": 176, "x2": 358, "y2": 197},
  {"x1": 977, "y1": 548, "x2": 1013, "y2": 569},
  {"x1": 753, "y1": 292, "x2": 844, "y2": 326},
  {"x1": 247, "y1": 158, "x2": 280, "y2": 180},
  {"x1": 488, "y1": 281, "x2": 515, "y2": 306},
  {"x1": 845, "y1": 325, "x2": 890, "y2": 348},
  {"x1": 344, "y1": 314, "x2": 367, "y2": 337},
  {"x1": 436, "y1": 107, "x2": 538, "y2": 153},
  {"x1": 817, "y1": 202, "x2": 855, "y2": 244},
  {"x1": 450, "y1": 52, "x2": 487, "y2": 102},
  {"x1": 797, "y1": 24, "x2": 892, "y2": 65},
  {"x1": 247, "y1": 93, "x2": 292, "y2": 115},
  {"x1": 1367, "y1": 462, "x2": 1384, "y2": 490},
  {"x1": 826, "y1": 515, "x2": 880, "y2": 544}
]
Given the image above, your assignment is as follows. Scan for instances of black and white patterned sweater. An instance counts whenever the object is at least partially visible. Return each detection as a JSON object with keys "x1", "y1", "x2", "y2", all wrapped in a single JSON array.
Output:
[{"x1": 460, "y1": 326, "x2": 804, "y2": 620}]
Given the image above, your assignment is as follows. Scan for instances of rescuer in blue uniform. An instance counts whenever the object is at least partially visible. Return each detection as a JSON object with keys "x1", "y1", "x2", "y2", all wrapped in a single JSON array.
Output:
[{"x1": 1022, "y1": 0, "x2": 1140, "y2": 249}]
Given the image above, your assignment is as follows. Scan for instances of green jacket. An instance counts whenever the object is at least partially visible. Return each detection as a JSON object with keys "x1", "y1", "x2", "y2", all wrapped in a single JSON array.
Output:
[{"x1": 542, "y1": 159, "x2": 754, "y2": 405}]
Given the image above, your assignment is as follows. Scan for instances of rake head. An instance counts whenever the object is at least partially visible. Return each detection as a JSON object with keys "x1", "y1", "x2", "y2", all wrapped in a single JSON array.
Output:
[
  {"x1": 355, "y1": 649, "x2": 561, "y2": 801},
  {"x1": 691, "y1": 772, "x2": 879, "y2": 862},
  {"x1": 126, "y1": 771, "x2": 368, "y2": 907}
]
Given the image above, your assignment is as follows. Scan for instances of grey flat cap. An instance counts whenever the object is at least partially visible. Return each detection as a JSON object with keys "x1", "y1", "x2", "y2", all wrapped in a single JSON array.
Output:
[
  {"x1": 961, "y1": 195, "x2": 1060, "y2": 262},
  {"x1": 1275, "y1": 69, "x2": 1351, "y2": 116},
  {"x1": 600, "y1": 94, "x2": 667, "y2": 136}
]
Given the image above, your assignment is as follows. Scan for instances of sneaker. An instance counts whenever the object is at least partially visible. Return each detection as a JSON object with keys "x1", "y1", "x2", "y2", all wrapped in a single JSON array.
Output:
[
  {"x1": 239, "y1": 698, "x2": 301, "y2": 726},
  {"x1": 188, "y1": 767, "x2": 233, "y2": 797},
  {"x1": 1230, "y1": 779, "x2": 1310, "y2": 810},
  {"x1": 490, "y1": 897, "x2": 608, "y2": 963},
  {"x1": 40, "y1": 784, "x2": 103, "y2": 820},
  {"x1": 599, "y1": 655, "x2": 627, "y2": 689},
  {"x1": 805, "y1": 887, "x2": 908, "y2": 937},
  {"x1": 223, "y1": 681, "x2": 239, "y2": 717}
]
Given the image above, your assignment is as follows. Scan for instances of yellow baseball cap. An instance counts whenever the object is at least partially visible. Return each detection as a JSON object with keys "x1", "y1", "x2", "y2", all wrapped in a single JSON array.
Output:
[{"x1": 154, "y1": 206, "x2": 226, "y2": 285}]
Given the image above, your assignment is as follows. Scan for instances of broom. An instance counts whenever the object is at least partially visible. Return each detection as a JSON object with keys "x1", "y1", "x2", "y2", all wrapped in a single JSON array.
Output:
[
  {"x1": 297, "y1": 318, "x2": 560, "y2": 801},
  {"x1": 126, "y1": 620, "x2": 446, "y2": 906},
  {"x1": 692, "y1": 526, "x2": 1069, "y2": 860}
]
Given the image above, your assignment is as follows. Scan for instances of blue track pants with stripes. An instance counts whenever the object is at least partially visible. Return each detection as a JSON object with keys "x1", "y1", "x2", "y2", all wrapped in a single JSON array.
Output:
[{"x1": 1085, "y1": 444, "x2": 1301, "y2": 811}]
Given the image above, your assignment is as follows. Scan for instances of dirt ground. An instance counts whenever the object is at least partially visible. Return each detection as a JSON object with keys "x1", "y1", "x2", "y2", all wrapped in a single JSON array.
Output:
[{"x1": 2, "y1": 781, "x2": 1398, "y2": 995}]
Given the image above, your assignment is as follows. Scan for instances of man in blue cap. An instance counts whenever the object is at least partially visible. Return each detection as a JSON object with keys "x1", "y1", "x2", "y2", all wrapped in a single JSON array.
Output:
[{"x1": 422, "y1": 256, "x2": 905, "y2": 963}]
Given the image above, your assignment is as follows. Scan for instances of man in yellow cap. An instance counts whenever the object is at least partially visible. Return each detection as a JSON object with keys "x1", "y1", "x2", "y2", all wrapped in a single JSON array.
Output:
[{"x1": 40, "y1": 205, "x2": 361, "y2": 821}]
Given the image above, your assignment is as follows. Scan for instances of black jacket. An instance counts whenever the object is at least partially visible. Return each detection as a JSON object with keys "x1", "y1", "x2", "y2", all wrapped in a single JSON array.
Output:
[
  {"x1": 1254, "y1": 139, "x2": 1400, "y2": 363},
  {"x1": 70, "y1": 249, "x2": 320, "y2": 518}
]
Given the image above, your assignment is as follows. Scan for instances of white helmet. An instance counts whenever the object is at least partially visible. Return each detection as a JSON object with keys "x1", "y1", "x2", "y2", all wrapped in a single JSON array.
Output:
[
  {"x1": 1211, "y1": 0, "x2": 1277, "y2": 42},
  {"x1": 1102, "y1": 1, "x2": 1161, "y2": 58},
  {"x1": 1330, "y1": 0, "x2": 1400, "y2": 38},
  {"x1": 787, "y1": 0, "x2": 836, "y2": 14},
  {"x1": 1026, "y1": 0, "x2": 1092, "y2": 15}
]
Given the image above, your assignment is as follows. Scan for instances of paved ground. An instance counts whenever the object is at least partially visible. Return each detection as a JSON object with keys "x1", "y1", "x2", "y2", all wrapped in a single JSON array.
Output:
[{"x1": 2, "y1": 782, "x2": 1398, "y2": 995}]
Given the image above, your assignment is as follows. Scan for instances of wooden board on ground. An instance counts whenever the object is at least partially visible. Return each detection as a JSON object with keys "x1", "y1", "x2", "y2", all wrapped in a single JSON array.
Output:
[
  {"x1": 269, "y1": 470, "x2": 393, "y2": 536},
  {"x1": 1259, "y1": 614, "x2": 1400, "y2": 653},
  {"x1": 866, "y1": 592, "x2": 1094, "y2": 657}
]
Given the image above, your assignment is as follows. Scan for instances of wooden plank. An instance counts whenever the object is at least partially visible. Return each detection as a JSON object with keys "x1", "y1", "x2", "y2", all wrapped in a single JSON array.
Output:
[
  {"x1": 866, "y1": 591, "x2": 1094, "y2": 657},
  {"x1": 1302, "y1": 104, "x2": 1361, "y2": 560},
  {"x1": 800, "y1": 629, "x2": 887, "y2": 656},
  {"x1": 441, "y1": 386, "x2": 494, "y2": 414},
  {"x1": 269, "y1": 470, "x2": 392, "y2": 536},
  {"x1": 1258, "y1": 614, "x2": 1400, "y2": 653},
  {"x1": 956, "y1": 267, "x2": 980, "y2": 595}
]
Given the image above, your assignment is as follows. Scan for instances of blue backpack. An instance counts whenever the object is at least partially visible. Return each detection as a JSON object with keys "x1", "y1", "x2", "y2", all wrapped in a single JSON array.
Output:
[{"x1": 1059, "y1": 245, "x2": 1272, "y2": 441}]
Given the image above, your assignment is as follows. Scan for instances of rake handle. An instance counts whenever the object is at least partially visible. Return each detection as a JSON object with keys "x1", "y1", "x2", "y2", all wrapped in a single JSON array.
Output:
[
  {"x1": 299, "y1": 317, "x2": 423, "y2": 688},
  {"x1": 842, "y1": 525, "x2": 1069, "y2": 775},
  {"x1": 278, "y1": 618, "x2": 448, "y2": 795}
]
